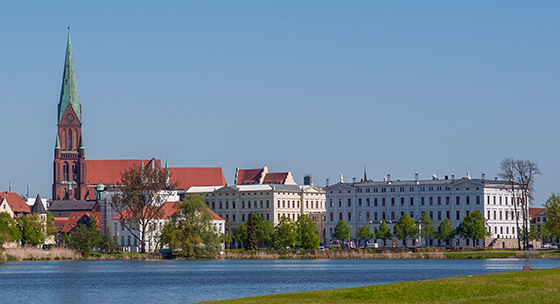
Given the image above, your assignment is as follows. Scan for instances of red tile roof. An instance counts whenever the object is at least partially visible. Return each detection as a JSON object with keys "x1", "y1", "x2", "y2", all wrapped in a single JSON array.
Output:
[
  {"x1": 236, "y1": 168, "x2": 264, "y2": 185},
  {"x1": 114, "y1": 201, "x2": 223, "y2": 221},
  {"x1": 0, "y1": 192, "x2": 30, "y2": 216},
  {"x1": 529, "y1": 207, "x2": 546, "y2": 220},
  {"x1": 85, "y1": 159, "x2": 162, "y2": 186},
  {"x1": 60, "y1": 211, "x2": 101, "y2": 233},
  {"x1": 169, "y1": 167, "x2": 226, "y2": 190},
  {"x1": 263, "y1": 172, "x2": 289, "y2": 184}
]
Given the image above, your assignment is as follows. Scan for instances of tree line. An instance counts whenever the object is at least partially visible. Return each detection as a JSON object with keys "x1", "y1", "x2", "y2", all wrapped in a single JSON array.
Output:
[
  {"x1": 233, "y1": 213, "x2": 321, "y2": 250},
  {"x1": 333, "y1": 210, "x2": 490, "y2": 248}
]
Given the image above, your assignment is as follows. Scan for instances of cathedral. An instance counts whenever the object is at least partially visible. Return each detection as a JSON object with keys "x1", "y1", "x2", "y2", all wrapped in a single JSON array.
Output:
[{"x1": 52, "y1": 30, "x2": 226, "y2": 202}]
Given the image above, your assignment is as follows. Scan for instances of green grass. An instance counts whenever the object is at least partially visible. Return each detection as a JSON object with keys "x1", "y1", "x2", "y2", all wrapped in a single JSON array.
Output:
[{"x1": 199, "y1": 267, "x2": 560, "y2": 304}]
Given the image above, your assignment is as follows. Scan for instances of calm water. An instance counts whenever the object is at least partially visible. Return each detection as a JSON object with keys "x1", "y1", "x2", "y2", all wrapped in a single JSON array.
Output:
[{"x1": 1, "y1": 258, "x2": 560, "y2": 303}]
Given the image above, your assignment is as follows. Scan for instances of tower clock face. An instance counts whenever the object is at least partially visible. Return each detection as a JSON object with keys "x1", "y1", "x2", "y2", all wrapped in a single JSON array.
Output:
[{"x1": 65, "y1": 114, "x2": 75, "y2": 123}]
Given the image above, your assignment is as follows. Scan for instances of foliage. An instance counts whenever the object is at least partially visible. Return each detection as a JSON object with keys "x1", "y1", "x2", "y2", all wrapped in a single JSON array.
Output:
[
  {"x1": 99, "y1": 227, "x2": 119, "y2": 253},
  {"x1": 220, "y1": 233, "x2": 232, "y2": 245},
  {"x1": 160, "y1": 194, "x2": 221, "y2": 257},
  {"x1": 0, "y1": 213, "x2": 20, "y2": 247},
  {"x1": 418, "y1": 212, "x2": 435, "y2": 244},
  {"x1": 111, "y1": 163, "x2": 175, "y2": 253},
  {"x1": 545, "y1": 193, "x2": 560, "y2": 242},
  {"x1": 246, "y1": 213, "x2": 257, "y2": 250},
  {"x1": 46, "y1": 211, "x2": 57, "y2": 236},
  {"x1": 375, "y1": 219, "x2": 392, "y2": 247},
  {"x1": 296, "y1": 215, "x2": 320, "y2": 249},
  {"x1": 256, "y1": 219, "x2": 274, "y2": 248},
  {"x1": 356, "y1": 225, "x2": 373, "y2": 248},
  {"x1": 332, "y1": 220, "x2": 352, "y2": 242},
  {"x1": 233, "y1": 222, "x2": 247, "y2": 248},
  {"x1": 435, "y1": 218, "x2": 456, "y2": 245},
  {"x1": 16, "y1": 215, "x2": 46, "y2": 246},
  {"x1": 275, "y1": 216, "x2": 297, "y2": 248},
  {"x1": 68, "y1": 216, "x2": 101, "y2": 256},
  {"x1": 393, "y1": 213, "x2": 418, "y2": 246},
  {"x1": 456, "y1": 210, "x2": 490, "y2": 244}
]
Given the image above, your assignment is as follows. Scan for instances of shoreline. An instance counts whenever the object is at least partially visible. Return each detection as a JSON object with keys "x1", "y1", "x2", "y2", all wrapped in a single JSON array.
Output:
[{"x1": 2, "y1": 247, "x2": 560, "y2": 263}]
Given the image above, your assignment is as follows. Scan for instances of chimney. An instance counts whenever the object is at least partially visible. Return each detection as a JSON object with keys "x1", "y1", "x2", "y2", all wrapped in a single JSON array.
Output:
[
  {"x1": 451, "y1": 175, "x2": 455, "y2": 181},
  {"x1": 387, "y1": 174, "x2": 391, "y2": 182},
  {"x1": 352, "y1": 177, "x2": 356, "y2": 183},
  {"x1": 445, "y1": 175, "x2": 449, "y2": 180},
  {"x1": 8, "y1": 182, "x2": 12, "y2": 192},
  {"x1": 326, "y1": 178, "x2": 329, "y2": 187},
  {"x1": 415, "y1": 173, "x2": 419, "y2": 182},
  {"x1": 303, "y1": 175, "x2": 312, "y2": 186},
  {"x1": 481, "y1": 173, "x2": 485, "y2": 180}
]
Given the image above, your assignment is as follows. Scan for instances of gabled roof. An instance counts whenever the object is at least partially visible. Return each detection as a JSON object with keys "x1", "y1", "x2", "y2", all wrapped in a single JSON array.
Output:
[
  {"x1": 60, "y1": 211, "x2": 101, "y2": 233},
  {"x1": 236, "y1": 168, "x2": 265, "y2": 185},
  {"x1": 529, "y1": 207, "x2": 546, "y2": 221},
  {"x1": 85, "y1": 159, "x2": 162, "y2": 186},
  {"x1": 263, "y1": 172, "x2": 289, "y2": 184},
  {"x1": 49, "y1": 200, "x2": 99, "y2": 217},
  {"x1": 0, "y1": 192, "x2": 30, "y2": 215},
  {"x1": 169, "y1": 167, "x2": 226, "y2": 190},
  {"x1": 30, "y1": 193, "x2": 47, "y2": 214}
]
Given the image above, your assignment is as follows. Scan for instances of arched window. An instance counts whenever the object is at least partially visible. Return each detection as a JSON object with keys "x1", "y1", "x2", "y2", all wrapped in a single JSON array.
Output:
[
  {"x1": 63, "y1": 162, "x2": 69, "y2": 181},
  {"x1": 73, "y1": 129, "x2": 78, "y2": 149},
  {"x1": 72, "y1": 162, "x2": 78, "y2": 181},
  {"x1": 68, "y1": 129, "x2": 72, "y2": 150},
  {"x1": 62, "y1": 130, "x2": 66, "y2": 150}
]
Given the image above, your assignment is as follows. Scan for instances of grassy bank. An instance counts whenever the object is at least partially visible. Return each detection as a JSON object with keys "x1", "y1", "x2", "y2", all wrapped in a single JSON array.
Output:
[{"x1": 200, "y1": 267, "x2": 560, "y2": 304}]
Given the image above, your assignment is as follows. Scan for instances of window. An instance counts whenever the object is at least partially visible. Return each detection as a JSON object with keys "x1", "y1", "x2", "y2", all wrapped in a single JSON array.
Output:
[
  {"x1": 438, "y1": 211, "x2": 442, "y2": 220},
  {"x1": 446, "y1": 196, "x2": 450, "y2": 205},
  {"x1": 233, "y1": 202, "x2": 236, "y2": 209},
  {"x1": 456, "y1": 210, "x2": 460, "y2": 220},
  {"x1": 63, "y1": 162, "x2": 69, "y2": 181},
  {"x1": 391, "y1": 197, "x2": 395, "y2": 206},
  {"x1": 421, "y1": 197, "x2": 425, "y2": 206},
  {"x1": 391, "y1": 211, "x2": 395, "y2": 222},
  {"x1": 499, "y1": 211, "x2": 503, "y2": 220},
  {"x1": 330, "y1": 199, "x2": 334, "y2": 208},
  {"x1": 358, "y1": 212, "x2": 362, "y2": 221},
  {"x1": 410, "y1": 211, "x2": 414, "y2": 219},
  {"x1": 366, "y1": 198, "x2": 370, "y2": 207},
  {"x1": 374, "y1": 212, "x2": 378, "y2": 221},
  {"x1": 348, "y1": 212, "x2": 352, "y2": 221},
  {"x1": 374, "y1": 198, "x2": 378, "y2": 207},
  {"x1": 410, "y1": 197, "x2": 414, "y2": 206},
  {"x1": 438, "y1": 196, "x2": 441, "y2": 205},
  {"x1": 330, "y1": 212, "x2": 334, "y2": 222},
  {"x1": 71, "y1": 162, "x2": 78, "y2": 181},
  {"x1": 127, "y1": 236, "x2": 131, "y2": 246},
  {"x1": 358, "y1": 198, "x2": 362, "y2": 207},
  {"x1": 339, "y1": 213, "x2": 343, "y2": 221},
  {"x1": 476, "y1": 196, "x2": 480, "y2": 205},
  {"x1": 382, "y1": 212, "x2": 386, "y2": 221},
  {"x1": 348, "y1": 198, "x2": 352, "y2": 207},
  {"x1": 429, "y1": 197, "x2": 433, "y2": 205},
  {"x1": 225, "y1": 201, "x2": 229, "y2": 209},
  {"x1": 366, "y1": 212, "x2": 370, "y2": 221},
  {"x1": 68, "y1": 129, "x2": 73, "y2": 150},
  {"x1": 401, "y1": 197, "x2": 405, "y2": 206},
  {"x1": 219, "y1": 202, "x2": 222, "y2": 209},
  {"x1": 466, "y1": 196, "x2": 470, "y2": 205},
  {"x1": 456, "y1": 196, "x2": 460, "y2": 205},
  {"x1": 339, "y1": 199, "x2": 343, "y2": 207},
  {"x1": 382, "y1": 198, "x2": 386, "y2": 207},
  {"x1": 242, "y1": 214, "x2": 245, "y2": 222},
  {"x1": 260, "y1": 200, "x2": 263, "y2": 208},
  {"x1": 233, "y1": 214, "x2": 236, "y2": 222},
  {"x1": 446, "y1": 211, "x2": 450, "y2": 219}
]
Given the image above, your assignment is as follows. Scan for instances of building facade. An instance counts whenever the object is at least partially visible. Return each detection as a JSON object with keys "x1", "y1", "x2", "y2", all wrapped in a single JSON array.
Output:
[
  {"x1": 325, "y1": 174, "x2": 526, "y2": 248},
  {"x1": 188, "y1": 182, "x2": 327, "y2": 244}
]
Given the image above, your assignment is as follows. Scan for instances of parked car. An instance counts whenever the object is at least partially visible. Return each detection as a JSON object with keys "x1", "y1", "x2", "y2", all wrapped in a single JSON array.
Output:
[
  {"x1": 366, "y1": 242, "x2": 379, "y2": 249},
  {"x1": 543, "y1": 243, "x2": 551, "y2": 249}
]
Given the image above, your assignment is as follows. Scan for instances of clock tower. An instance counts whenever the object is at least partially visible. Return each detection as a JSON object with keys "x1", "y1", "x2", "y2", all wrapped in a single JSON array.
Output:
[{"x1": 53, "y1": 29, "x2": 87, "y2": 200}]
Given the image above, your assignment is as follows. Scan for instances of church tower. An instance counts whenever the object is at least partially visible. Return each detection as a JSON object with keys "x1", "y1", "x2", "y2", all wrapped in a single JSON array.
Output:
[{"x1": 53, "y1": 29, "x2": 87, "y2": 201}]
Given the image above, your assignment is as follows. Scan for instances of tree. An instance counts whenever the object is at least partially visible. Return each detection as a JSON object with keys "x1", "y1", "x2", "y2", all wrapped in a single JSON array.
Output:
[
  {"x1": 332, "y1": 220, "x2": 351, "y2": 243},
  {"x1": 435, "y1": 218, "x2": 456, "y2": 246},
  {"x1": 16, "y1": 215, "x2": 46, "y2": 246},
  {"x1": 275, "y1": 216, "x2": 296, "y2": 249},
  {"x1": 419, "y1": 212, "x2": 435, "y2": 246},
  {"x1": 0, "y1": 213, "x2": 20, "y2": 248},
  {"x1": 296, "y1": 215, "x2": 320, "y2": 249},
  {"x1": 498, "y1": 158, "x2": 522, "y2": 250},
  {"x1": 160, "y1": 194, "x2": 221, "y2": 257},
  {"x1": 68, "y1": 216, "x2": 101, "y2": 256},
  {"x1": 233, "y1": 223, "x2": 247, "y2": 248},
  {"x1": 457, "y1": 210, "x2": 490, "y2": 245},
  {"x1": 356, "y1": 225, "x2": 373, "y2": 248},
  {"x1": 545, "y1": 193, "x2": 560, "y2": 243},
  {"x1": 99, "y1": 227, "x2": 119, "y2": 253},
  {"x1": 256, "y1": 220, "x2": 274, "y2": 248},
  {"x1": 393, "y1": 213, "x2": 418, "y2": 247},
  {"x1": 375, "y1": 219, "x2": 392, "y2": 247},
  {"x1": 111, "y1": 163, "x2": 175, "y2": 253},
  {"x1": 246, "y1": 213, "x2": 257, "y2": 250},
  {"x1": 514, "y1": 159, "x2": 541, "y2": 250}
]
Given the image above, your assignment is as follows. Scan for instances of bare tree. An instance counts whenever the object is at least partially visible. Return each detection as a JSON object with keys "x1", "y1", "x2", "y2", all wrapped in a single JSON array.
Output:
[
  {"x1": 498, "y1": 158, "x2": 521, "y2": 250},
  {"x1": 515, "y1": 159, "x2": 541, "y2": 250},
  {"x1": 111, "y1": 162, "x2": 175, "y2": 253}
]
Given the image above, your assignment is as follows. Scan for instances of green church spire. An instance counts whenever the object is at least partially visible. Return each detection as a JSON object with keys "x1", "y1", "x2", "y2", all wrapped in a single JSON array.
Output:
[{"x1": 57, "y1": 28, "x2": 82, "y2": 124}]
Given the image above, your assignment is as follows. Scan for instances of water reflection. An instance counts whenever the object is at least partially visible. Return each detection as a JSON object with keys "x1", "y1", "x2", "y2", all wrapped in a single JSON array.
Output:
[{"x1": 1, "y1": 259, "x2": 559, "y2": 304}]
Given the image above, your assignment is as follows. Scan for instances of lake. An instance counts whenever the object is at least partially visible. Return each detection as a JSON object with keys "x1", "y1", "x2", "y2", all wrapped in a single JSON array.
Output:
[{"x1": 1, "y1": 258, "x2": 560, "y2": 303}]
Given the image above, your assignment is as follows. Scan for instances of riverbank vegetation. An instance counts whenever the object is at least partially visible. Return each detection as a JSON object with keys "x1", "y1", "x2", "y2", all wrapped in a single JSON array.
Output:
[{"x1": 200, "y1": 267, "x2": 560, "y2": 304}]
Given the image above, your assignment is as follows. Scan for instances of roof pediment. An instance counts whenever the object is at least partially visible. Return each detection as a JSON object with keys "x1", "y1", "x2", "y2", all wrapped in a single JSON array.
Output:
[{"x1": 325, "y1": 183, "x2": 356, "y2": 191}]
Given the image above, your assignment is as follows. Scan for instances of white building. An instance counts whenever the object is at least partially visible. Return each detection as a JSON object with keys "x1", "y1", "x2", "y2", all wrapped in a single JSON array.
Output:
[
  {"x1": 109, "y1": 190, "x2": 225, "y2": 252},
  {"x1": 325, "y1": 173, "x2": 525, "y2": 249},
  {"x1": 188, "y1": 183, "x2": 327, "y2": 244}
]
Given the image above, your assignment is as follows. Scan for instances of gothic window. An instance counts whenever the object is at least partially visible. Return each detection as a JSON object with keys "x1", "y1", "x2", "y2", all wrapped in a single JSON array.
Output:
[
  {"x1": 72, "y1": 162, "x2": 78, "y2": 181},
  {"x1": 63, "y1": 162, "x2": 69, "y2": 181},
  {"x1": 62, "y1": 129, "x2": 66, "y2": 150},
  {"x1": 68, "y1": 129, "x2": 72, "y2": 150}
]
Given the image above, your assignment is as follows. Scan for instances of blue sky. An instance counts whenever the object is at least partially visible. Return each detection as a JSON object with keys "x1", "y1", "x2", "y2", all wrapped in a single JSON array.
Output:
[{"x1": 1, "y1": 2, "x2": 559, "y2": 206}]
